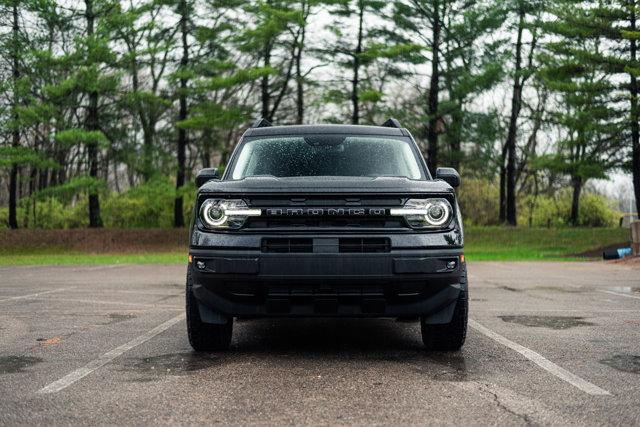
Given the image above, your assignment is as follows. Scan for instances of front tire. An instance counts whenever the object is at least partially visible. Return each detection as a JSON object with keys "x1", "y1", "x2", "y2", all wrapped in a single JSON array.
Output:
[
  {"x1": 186, "y1": 266, "x2": 233, "y2": 351},
  {"x1": 420, "y1": 264, "x2": 468, "y2": 351}
]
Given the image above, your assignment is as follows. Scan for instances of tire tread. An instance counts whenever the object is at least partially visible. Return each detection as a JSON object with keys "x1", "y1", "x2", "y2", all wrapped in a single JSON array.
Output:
[
  {"x1": 186, "y1": 267, "x2": 232, "y2": 351},
  {"x1": 421, "y1": 264, "x2": 468, "y2": 351}
]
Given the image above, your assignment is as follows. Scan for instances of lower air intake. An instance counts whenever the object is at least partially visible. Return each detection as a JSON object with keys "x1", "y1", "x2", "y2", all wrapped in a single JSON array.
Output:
[{"x1": 339, "y1": 238, "x2": 390, "y2": 253}]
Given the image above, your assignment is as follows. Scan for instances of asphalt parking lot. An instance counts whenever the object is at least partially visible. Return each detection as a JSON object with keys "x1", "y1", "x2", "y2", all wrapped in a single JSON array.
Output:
[{"x1": 1, "y1": 262, "x2": 639, "y2": 425}]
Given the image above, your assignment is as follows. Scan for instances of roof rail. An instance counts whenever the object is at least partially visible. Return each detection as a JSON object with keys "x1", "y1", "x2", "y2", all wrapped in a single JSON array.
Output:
[
  {"x1": 251, "y1": 117, "x2": 272, "y2": 128},
  {"x1": 380, "y1": 118, "x2": 402, "y2": 128}
]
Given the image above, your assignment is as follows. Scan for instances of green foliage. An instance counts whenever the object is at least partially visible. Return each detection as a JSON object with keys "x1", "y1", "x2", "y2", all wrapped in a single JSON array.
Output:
[
  {"x1": 358, "y1": 42, "x2": 423, "y2": 63},
  {"x1": 578, "y1": 193, "x2": 620, "y2": 227},
  {"x1": 458, "y1": 179, "x2": 618, "y2": 228},
  {"x1": 103, "y1": 178, "x2": 178, "y2": 228},
  {"x1": 457, "y1": 178, "x2": 501, "y2": 226},
  {"x1": 0, "y1": 207, "x2": 8, "y2": 228},
  {"x1": 519, "y1": 191, "x2": 619, "y2": 227},
  {"x1": 7, "y1": 179, "x2": 198, "y2": 229},
  {"x1": 2, "y1": 0, "x2": 639, "y2": 232},
  {"x1": 55, "y1": 129, "x2": 109, "y2": 148},
  {"x1": 358, "y1": 89, "x2": 383, "y2": 103},
  {"x1": 32, "y1": 176, "x2": 106, "y2": 203},
  {"x1": 537, "y1": 12, "x2": 625, "y2": 189},
  {"x1": 0, "y1": 146, "x2": 59, "y2": 168},
  {"x1": 8, "y1": 179, "x2": 617, "y2": 230},
  {"x1": 102, "y1": 178, "x2": 196, "y2": 228},
  {"x1": 204, "y1": 67, "x2": 275, "y2": 91},
  {"x1": 538, "y1": 0, "x2": 640, "y2": 215},
  {"x1": 20, "y1": 198, "x2": 88, "y2": 229}
]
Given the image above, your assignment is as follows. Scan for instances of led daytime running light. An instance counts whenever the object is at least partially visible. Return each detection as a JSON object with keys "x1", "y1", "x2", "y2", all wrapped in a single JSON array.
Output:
[
  {"x1": 200, "y1": 199, "x2": 261, "y2": 229},
  {"x1": 391, "y1": 198, "x2": 452, "y2": 229}
]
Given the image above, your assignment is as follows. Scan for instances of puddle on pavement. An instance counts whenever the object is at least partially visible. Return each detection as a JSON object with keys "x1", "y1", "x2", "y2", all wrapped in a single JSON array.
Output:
[
  {"x1": 497, "y1": 286, "x2": 522, "y2": 293},
  {"x1": 36, "y1": 336, "x2": 63, "y2": 346},
  {"x1": 120, "y1": 352, "x2": 219, "y2": 380},
  {"x1": 106, "y1": 313, "x2": 137, "y2": 324},
  {"x1": 499, "y1": 315, "x2": 594, "y2": 330},
  {"x1": 608, "y1": 287, "x2": 640, "y2": 295},
  {"x1": 497, "y1": 285, "x2": 586, "y2": 294},
  {"x1": 530, "y1": 286, "x2": 585, "y2": 294},
  {"x1": 600, "y1": 354, "x2": 640, "y2": 374},
  {"x1": 0, "y1": 356, "x2": 43, "y2": 374}
]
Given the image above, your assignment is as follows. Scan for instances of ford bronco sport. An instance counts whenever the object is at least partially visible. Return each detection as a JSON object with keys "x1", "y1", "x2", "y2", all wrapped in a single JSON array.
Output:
[{"x1": 186, "y1": 118, "x2": 467, "y2": 351}]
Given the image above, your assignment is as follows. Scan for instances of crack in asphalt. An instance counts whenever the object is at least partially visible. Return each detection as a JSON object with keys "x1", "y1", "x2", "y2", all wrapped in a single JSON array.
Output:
[{"x1": 481, "y1": 382, "x2": 534, "y2": 426}]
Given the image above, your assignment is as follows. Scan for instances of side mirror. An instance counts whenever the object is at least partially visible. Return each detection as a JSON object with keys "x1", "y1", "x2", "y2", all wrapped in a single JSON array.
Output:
[
  {"x1": 435, "y1": 167, "x2": 460, "y2": 188},
  {"x1": 195, "y1": 168, "x2": 220, "y2": 187}
]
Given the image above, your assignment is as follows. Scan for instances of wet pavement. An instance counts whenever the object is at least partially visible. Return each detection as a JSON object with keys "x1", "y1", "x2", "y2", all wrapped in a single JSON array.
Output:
[
  {"x1": 0, "y1": 262, "x2": 639, "y2": 425},
  {"x1": 498, "y1": 315, "x2": 595, "y2": 329}
]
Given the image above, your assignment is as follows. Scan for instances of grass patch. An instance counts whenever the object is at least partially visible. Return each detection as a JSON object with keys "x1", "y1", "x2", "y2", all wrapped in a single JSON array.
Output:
[
  {"x1": 464, "y1": 226, "x2": 629, "y2": 261},
  {"x1": 0, "y1": 226, "x2": 630, "y2": 265},
  {"x1": 0, "y1": 252, "x2": 187, "y2": 266}
]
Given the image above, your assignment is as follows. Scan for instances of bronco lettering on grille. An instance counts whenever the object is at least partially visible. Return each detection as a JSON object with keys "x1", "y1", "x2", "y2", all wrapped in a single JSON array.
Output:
[{"x1": 264, "y1": 208, "x2": 387, "y2": 217}]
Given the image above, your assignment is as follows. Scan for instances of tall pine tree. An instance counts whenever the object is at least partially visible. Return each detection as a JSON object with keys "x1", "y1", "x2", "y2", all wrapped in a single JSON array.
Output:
[
  {"x1": 539, "y1": 14, "x2": 625, "y2": 225},
  {"x1": 542, "y1": 0, "x2": 640, "y2": 216}
]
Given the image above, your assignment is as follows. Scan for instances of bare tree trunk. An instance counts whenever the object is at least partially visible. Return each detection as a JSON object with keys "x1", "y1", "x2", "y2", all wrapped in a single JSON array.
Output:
[
  {"x1": 86, "y1": 0, "x2": 102, "y2": 228},
  {"x1": 270, "y1": 38, "x2": 297, "y2": 121},
  {"x1": 449, "y1": 106, "x2": 462, "y2": 171},
  {"x1": 426, "y1": 0, "x2": 441, "y2": 175},
  {"x1": 295, "y1": 18, "x2": 306, "y2": 124},
  {"x1": 8, "y1": 0, "x2": 20, "y2": 229},
  {"x1": 9, "y1": 167, "x2": 18, "y2": 229},
  {"x1": 174, "y1": 0, "x2": 189, "y2": 228},
  {"x1": 142, "y1": 130, "x2": 154, "y2": 180},
  {"x1": 202, "y1": 130, "x2": 211, "y2": 169},
  {"x1": 132, "y1": 57, "x2": 154, "y2": 182},
  {"x1": 631, "y1": 6, "x2": 640, "y2": 217},
  {"x1": 570, "y1": 176, "x2": 582, "y2": 226},
  {"x1": 499, "y1": 143, "x2": 507, "y2": 222},
  {"x1": 261, "y1": 41, "x2": 271, "y2": 120},
  {"x1": 504, "y1": 9, "x2": 525, "y2": 226},
  {"x1": 351, "y1": 0, "x2": 364, "y2": 125}
]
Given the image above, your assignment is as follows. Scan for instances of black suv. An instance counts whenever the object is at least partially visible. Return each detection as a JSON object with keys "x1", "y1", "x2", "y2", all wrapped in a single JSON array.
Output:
[{"x1": 186, "y1": 119, "x2": 467, "y2": 351}]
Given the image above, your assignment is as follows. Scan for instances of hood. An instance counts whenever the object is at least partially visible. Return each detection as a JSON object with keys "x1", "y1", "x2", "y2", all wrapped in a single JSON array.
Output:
[{"x1": 199, "y1": 176, "x2": 454, "y2": 194}]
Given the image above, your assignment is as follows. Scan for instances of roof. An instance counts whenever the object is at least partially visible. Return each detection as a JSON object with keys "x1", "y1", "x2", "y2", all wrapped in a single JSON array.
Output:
[{"x1": 243, "y1": 124, "x2": 409, "y2": 138}]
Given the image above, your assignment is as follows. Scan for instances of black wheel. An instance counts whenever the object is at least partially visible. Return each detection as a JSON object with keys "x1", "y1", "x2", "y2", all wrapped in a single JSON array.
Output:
[
  {"x1": 420, "y1": 264, "x2": 468, "y2": 351},
  {"x1": 186, "y1": 266, "x2": 233, "y2": 351}
]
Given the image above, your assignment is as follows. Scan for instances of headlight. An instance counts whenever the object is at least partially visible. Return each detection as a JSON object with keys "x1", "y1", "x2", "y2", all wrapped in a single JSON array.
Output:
[
  {"x1": 390, "y1": 198, "x2": 453, "y2": 229},
  {"x1": 199, "y1": 199, "x2": 261, "y2": 229}
]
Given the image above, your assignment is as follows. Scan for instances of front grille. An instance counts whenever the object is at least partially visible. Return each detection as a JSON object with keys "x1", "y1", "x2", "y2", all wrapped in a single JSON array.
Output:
[
  {"x1": 245, "y1": 195, "x2": 407, "y2": 230},
  {"x1": 339, "y1": 238, "x2": 390, "y2": 253},
  {"x1": 262, "y1": 238, "x2": 313, "y2": 253},
  {"x1": 248, "y1": 217, "x2": 403, "y2": 229}
]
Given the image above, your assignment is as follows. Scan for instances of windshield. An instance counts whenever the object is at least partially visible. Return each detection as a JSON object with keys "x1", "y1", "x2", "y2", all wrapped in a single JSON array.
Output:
[{"x1": 229, "y1": 135, "x2": 424, "y2": 180}]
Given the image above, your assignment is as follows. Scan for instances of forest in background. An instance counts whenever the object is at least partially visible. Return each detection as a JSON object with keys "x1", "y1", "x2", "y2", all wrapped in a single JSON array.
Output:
[{"x1": 0, "y1": 0, "x2": 638, "y2": 229}]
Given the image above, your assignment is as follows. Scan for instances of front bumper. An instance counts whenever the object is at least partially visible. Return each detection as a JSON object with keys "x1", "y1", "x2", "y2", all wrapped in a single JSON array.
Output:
[{"x1": 189, "y1": 246, "x2": 465, "y2": 319}]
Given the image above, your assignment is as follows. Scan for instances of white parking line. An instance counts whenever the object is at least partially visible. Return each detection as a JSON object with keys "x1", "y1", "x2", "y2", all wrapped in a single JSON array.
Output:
[
  {"x1": 469, "y1": 319, "x2": 611, "y2": 396},
  {"x1": 0, "y1": 287, "x2": 70, "y2": 303},
  {"x1": 597, "y1": 290, "x2": 640, "y2": 300},
  {"x1": 38, "y1": 314, "x2": 185, "y2": 394}
]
